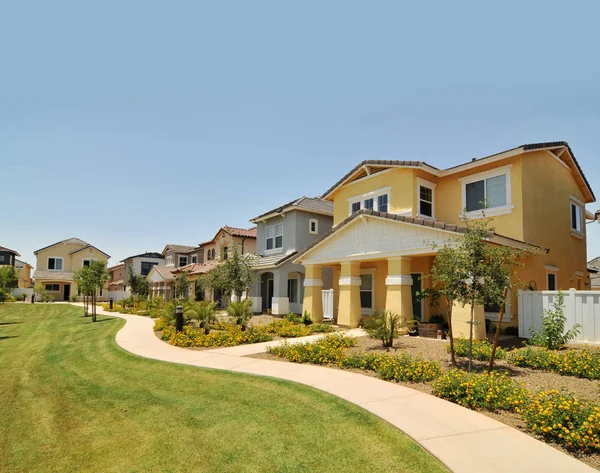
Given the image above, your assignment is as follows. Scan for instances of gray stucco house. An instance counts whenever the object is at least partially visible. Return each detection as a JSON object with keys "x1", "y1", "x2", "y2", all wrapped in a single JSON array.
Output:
[
  {"x1": 248, "y1": 197, "x2": 334, "y2": 315},
  {"x1": 0, "y1": 246, "x2": 19, "y2": 267}
]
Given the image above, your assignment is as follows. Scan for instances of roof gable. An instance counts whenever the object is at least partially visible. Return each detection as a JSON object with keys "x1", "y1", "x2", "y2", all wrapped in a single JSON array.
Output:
[
  {"x1": 34, "y1": 237, "x2": 89, "y2": 255},
  {"x1": 250, "y1": 197, "x2": 334, "y2": 222}
]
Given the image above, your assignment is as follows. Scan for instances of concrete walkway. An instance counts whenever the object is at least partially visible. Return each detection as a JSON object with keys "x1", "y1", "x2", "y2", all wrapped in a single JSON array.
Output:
[{"x1": 85, "y1": 305, "x2": 595, "y2": 473}]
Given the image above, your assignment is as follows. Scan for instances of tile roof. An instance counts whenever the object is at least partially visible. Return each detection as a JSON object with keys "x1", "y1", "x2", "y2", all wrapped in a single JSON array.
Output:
[
  {"x1": 108, "y1": 263, "x2": 125, "y2": 271},
  {"x1": 251, "y1": 197, "x2": 334, "y2": 222},
  {"x1": 172, "y1": 261, "x2": 218, "y2": 276},
  {"x1": 149, "y1": 265, "x2": 177, "y2": 281},
  {"x1": 33, "y1": 270, "x2": 75, "y2": 282},
  {"x1": 69, "y1": 244, "x2": 111, "y2": 258},
  {"x1": 248, "y1": 251, "x2": 298, "y2": 269},
  {"x1": 163, "y1": 244, "x2": 197, "y2": 254},
  {"x1": 222, "y1": 226, "x2": 257, "y2": 238},
  {"x1": 110, "y1": 279, "x2": 125, "y2": 285},
  {"x1": 0, "y1": 246, "x2": 20, "y2": 257},
  {"x1": 294, "y1": 209, "x2": 541, "y2": 263},
  {"x1": 121, "y1": 252, "x2": 164, "y2": 261},
  {"x1": 321, "y1": 142, "x2": 595, "y2": 202}
]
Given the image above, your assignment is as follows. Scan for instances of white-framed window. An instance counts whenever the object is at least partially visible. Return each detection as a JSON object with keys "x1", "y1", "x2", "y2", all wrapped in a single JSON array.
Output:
[
  {"x1": 165, "y1": 255, "x2": 173, "y2": 266},
  {"x1": 546, "y1": 266, "x2": 559, "y2": 290},
  {"x1": 82, "y1": 258, "x2": 95, "y2": 268},
  {"x1": 360, "y1": 269, "x2": 375, "y2": 314},
  {"x1": 178, "y1": 256, "x2": 188, "y2": 267},
  {"x1": 48, "y1": 257, "x2": 64, "y2": 271},
  {"x1": 191, "y1": 255, "x2": 197, "y2": 264},
  {"x1": 417, "y1": 178, "x2": 436, "y2": 219},
  {"x1": 309, "y1": 219, "x2": 319, "y2": 235},
  {"x1": 45, "y1": 283, "x2": 60, "y2": 292},
  {"x1": 348, "y1": 187, "x2": 391, "y2": 216},
  {"x1": 287, "y1": 277, "x2": 299, "y2": 304},
  {"x1": 570, "y1": 199, "x2": 583, "y2": 235},
  {"x1": 460, "y1": 165, "x2": 513, "y2": 218},
  {"x1": 266, "y1": 223, "x2": 283, "y2": 251}
]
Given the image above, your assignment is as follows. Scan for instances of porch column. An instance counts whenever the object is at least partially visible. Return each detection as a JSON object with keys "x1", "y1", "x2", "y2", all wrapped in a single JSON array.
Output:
[
  {"x1": 302, "y1": 265, "x2": 323, "y2": 322},
  {"x1": 385, "y1": 257, "x2": 413, "y2": 318},
  {"x1": 337, "y1": 261, "x2": 362, "y2": 327},
  {"x1": 272, "y1": 270, "x2": 289, "y2": 315}
]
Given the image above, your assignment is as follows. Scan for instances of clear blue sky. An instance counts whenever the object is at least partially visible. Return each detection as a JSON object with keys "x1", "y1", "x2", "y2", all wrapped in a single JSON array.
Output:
[{"x1": 2, "y1": 0, "x2": 599, "y2": 268}]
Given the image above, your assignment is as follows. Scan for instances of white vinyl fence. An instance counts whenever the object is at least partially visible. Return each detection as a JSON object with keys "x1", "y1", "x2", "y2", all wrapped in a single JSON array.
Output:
[
  {"x1": 322, "y1": 289, "x2": 334, "y2": 320},
  {"x1": 12, "y1": 288, "x2": 34, "y2": 299},
  {"x1": 108, "y1": 291, "x2": 131, "y2": 301},
  {"x1": 519, "y1": 289, "x2": 600, "y2": 343}
]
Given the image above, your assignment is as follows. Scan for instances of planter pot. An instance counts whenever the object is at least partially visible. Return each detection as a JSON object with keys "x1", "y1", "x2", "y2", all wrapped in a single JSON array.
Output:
[
  {"x1": 408, "y1": 330, "x2": 419, "y2": 337},
  {"x1": 418, "y1": 322, "x2": 442, "y2": 339}
]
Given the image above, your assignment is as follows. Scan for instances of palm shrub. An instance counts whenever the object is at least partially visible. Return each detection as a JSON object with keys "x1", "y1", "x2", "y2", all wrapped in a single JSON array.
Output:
[
  {"x1": 529, "y1": 291, "x2": 580, "y2": 350},
  {"x1": 363, "y1": 311, "x2": 414, "y2": 347},
  {"x1": 227, "y1": 299, "x2": 253, "y2": 331},
  {"x1": 186, "y1": 301, "x2": 217, "y2": 334}
]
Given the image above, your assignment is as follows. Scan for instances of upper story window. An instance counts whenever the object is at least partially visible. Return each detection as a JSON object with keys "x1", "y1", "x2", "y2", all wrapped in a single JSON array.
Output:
[
  {"x1": 141, "y1": 261, "x2": 158, "y2": 276},
  {"x1": 165, "y1": 255, "x2": 173, "y2": 266},
  {"x1": 191, "y1": 255, "x2": 198, "y2": 264},
  {"x1": 222, "y1": 246, "x2": 229, "y2": 260},
  {"x1": 309, "y1": 219, "x2": 319, "y2": 235},
  {"x1": 83, "y1": 258, "x2": 96, "y2": 268},
  {"x1": 178, "y1": 256, "x2": 188, "y2": 267},
  {"x1": 48, "y1": 257, "x2": 64, "y2": 271},
  {"x1": 460, "y1": 165, "x2": 513, "y2": 218},
  {"x1": 570, "y1": 198, "x2": 583, "y2": 235},
  {"x1": 0, "y1": 256, "x2": 4, "y2": 262},
  {"x1": 417, "y1": 178, "x2": 436, "y2": 219},
  {"x1": 349, "y1": 187, "x2": 390, "y2": 216},
  {"x1": 266, "y1": 223, "x2": 283, "y2": 251}
]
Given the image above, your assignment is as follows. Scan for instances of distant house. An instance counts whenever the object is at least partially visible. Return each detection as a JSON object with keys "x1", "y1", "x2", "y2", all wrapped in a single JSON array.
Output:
[
  {"x1": 147, "y1": 265, "x2": 177, "y2": 300},
  {"x1": 108, "y1": 263, "x2": 126, "y2": 292},
  {"x1": 14, "y1": 259, "x2": 33, "y2": 288},
  {"x1": 161, "y1": 244, "x2": 200, "y2": 268},
  {"x1": 121, "y1": 251, "x2": 165, "y2": 288},
  {"x1": 33, "y1": 238, "x2": 111, "y2": 301},
  {"x1": 247, "y1": 197, "x2": 334, "y2": 315},
  {"x1": 199, "y1": 226, "x2": 257, "y2": 263},
  {"x1": 0, "y1": 246, "x2": 19, "y2": 267},
  {"x1": 589, "y1": 257, "x2": 600, "y2": 290}
]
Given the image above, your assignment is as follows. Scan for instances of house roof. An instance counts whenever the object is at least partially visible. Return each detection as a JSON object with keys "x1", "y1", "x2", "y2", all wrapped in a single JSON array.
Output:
[
  {"x1": 69, "y1": 244, "x2": 111, "y2": 258},
  {"x1": 108, "y1": 263, "x2": 125, "y2": 271},
  {"x1": 199, "y1": 226, "x2": 257, "y2": 246},
  {"x1": 293, "y1": 209, "x2": 542, "y2": 264},
  {"x1": 32, "y1": 270, "x2": 75, "y2": 282},
  {"x1": 171, "y1": 261, "x2": 218, "y2": 276},
  {"x1": 110, "y1": 279, "x2": 125, "y2": 285},
  {"x1": 250, "y1": 197, "x2": 334, "y2": 222},
  {"x1": 247, "y1": 251, "x2": 299, "y2": 269},
  {"x1": 15, "y1": 259, "x2": 32, "y2": 268},
  {"x1": 0, "y1": 246, "x2": 21, "y2": 257},
  {"x1": 321, "y1": 142, "x2": 595, "y2": 203},
  {"x1": 120, "y1": 252, "x2": 164, "y2": 262},
  {"x1": 161, "y1": 244, "x2": 197, "y2": 256},
  {"x1": 34, "y1": 238, "x2": 89, "y2": 255},
  {"x1": 148, "y1": 265, "x2": 176, "y2": 281}
]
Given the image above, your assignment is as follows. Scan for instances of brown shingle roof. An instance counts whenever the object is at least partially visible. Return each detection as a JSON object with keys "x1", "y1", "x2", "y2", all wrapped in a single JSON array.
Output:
[{"x1": 148, "y1": 265, "x2": 176, "y2": 281}]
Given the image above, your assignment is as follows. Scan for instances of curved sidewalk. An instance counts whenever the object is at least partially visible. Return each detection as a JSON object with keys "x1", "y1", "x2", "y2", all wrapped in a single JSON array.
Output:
[{"x1": 96, "y1": 306, "x2": 594, "y2": 473}]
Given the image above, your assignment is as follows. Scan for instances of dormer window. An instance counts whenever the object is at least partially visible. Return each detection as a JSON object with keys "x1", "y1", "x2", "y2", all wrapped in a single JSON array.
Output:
[
  {"x1": 349, "y1": 187, "x2": 390, "y2": 215},
  {"x1": 460, "y1": 165, "x2": 513, "y2": 218}
]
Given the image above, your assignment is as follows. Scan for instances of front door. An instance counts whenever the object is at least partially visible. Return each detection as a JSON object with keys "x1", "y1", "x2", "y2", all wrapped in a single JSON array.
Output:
[
  {"x1": 64, "y1": 284, "x2": 71, "y2": 301},
  {"x1": 410, "y1": 273, "x2": 422, "y2": 321},
  {"x1": 266, "y1": 279, "x2": 274, "y2": 311}
]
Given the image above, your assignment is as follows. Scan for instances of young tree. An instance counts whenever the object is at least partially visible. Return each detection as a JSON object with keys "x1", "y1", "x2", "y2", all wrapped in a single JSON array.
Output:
[
  {"x1": 74, "y1": 266, "x2": 94, "y2": 316},
  {"x1": 174, "y1": 272, "x2": 191, "y2": 300},
  {"x1": 128, "y1": 266, "x2": 149, "y2": 306},
  {"x1": 204, "y1": 246, "x2": 256, "y2": 301},
  {"x1": 0, "y1": 266, "x2": 18, "y2": 303},
  {"x1": 426, "y1": 215, "x2": 525, "y2": 371},
  {"x1": 88, "y1": 261, "x2": 110, "y2": 322},
  {"x1": 227, "y1": 299, "x2": 253, "y2": 331}
]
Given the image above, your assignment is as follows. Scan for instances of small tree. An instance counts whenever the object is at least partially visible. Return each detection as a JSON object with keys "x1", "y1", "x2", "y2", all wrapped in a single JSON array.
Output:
[
  {"x1": 363, "y1": 311, "x2": 414, "y2": 347},
  {"x1": 128, "y1": 267, "x2": 149, "y2": 306},
  {"x1": 0, "y1": 266, "x2": 17, "y2": 303},
  {"x1": 227, "y1": 299, "x2": 253, "y2": 331},
  {"x1": 88, "y1": 261, "x2": 110, "y2": 322},
  {"x1": 174, "y1": 272, "x2": 191, "y2": 300},
  {"x1": 529, "y1": 291, "x2": 580, "y2": 350},
  {"x1": 185, "y1": 301, "x2": 217, "y2": 334},
  {"x1": 74, "y1": 266, "x2": 93, "y2": 315},
  {"x1": 34, "y1": 283, "x2": 48, "y2": 303},
  {"x1": 204, "y1": 246, "x2": 257, "y2": 301}
]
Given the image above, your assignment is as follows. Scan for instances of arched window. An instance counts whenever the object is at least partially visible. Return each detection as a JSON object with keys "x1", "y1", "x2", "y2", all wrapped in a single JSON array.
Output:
[{"x1": 211, "y1": 249, "x2": 216, "y2": 259}]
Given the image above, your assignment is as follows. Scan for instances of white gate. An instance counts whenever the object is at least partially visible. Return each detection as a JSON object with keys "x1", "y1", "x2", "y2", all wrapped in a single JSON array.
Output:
[
  {"x1": 519, "y1": 289, "x2": 600, "y2": 343},
  {"x1": 322, "y1": 289, "x2": 334, "y2": 320}
]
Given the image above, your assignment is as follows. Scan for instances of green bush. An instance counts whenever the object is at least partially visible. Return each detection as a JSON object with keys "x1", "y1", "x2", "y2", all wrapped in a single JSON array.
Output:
[
  {"x1": 451, "y1": 338, "x2": 506, "y2": 361},
  {"x1": 227, "y1": 299, "x2": 253, "y2": 330},
  {"x1": 311, "y1": 323, "x2": 335, "y2": 333},
  {"x1": 522, "y1": 390, "x2": 600, "y2": 452},
  {"x1": 363, "y1": 311, "x2": 414, "y2": 347},
  {"x1": 284, "y1": 312, "x2": 303, "y2": 325},
  {"x1": 267, "y1": 334, "x2": 356, "y2": 365},
  {"x1": 360, "y1": 353, "x2": 442, "y2": 383},
  {"x1": 432, "y1": 370, "x2": 528, "y2": 412},
  {"x1": 302, "y1": 311, "x2": 313, "y2": 326},
  {"x1": 508, "y1": 346, "x2": 600, "y2": 380},
  {"x1": 529, "y1": 292, "x2": 580, "y2": 350}
]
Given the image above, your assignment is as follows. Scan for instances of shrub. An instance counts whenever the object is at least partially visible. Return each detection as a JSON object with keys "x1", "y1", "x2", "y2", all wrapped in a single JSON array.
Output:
[
  {"x1": 432, "y1": 370, "x2": 528, "y2": 412},
  {"x1": 529, "y1": 292, "x2": 580, "y2": 350},
  {"x1": 276, "y1": 322, "x2": 313, "y2": 338},
  {"x1": 153, "y1": 317, "x2": 171, "y2": 332},
  {"x1": 508, "y1": 346, "x2": 600, "y2": 380},
  {"x1": 267, "y1": 334, "x2": 356, "y2": 365},
  {"x1": 363, "y1": 311, "x2": 414, "y2": 347},
  {"x1": 284, "y1": 312, "x2": 303, "y2": 325},
  {"x1": 361, "y1": 353, "x2": 442, "y2": 383},
  {"x1": 451, "y1": 338, "x2": 506, "y2": 361},
  {"x1": 160, "y1": 324, "x2": 273, "y2": 348},
  {"x1": 185, "y1": 301, "x2": 217, "y2": 334},
  {"x1": 311, "y1": 323, "x2": 335, "y2": 333},
  {"x1": 302, "y1": 311, "x2": 313, "y2": 326},
  {"x1": 522, "y1": 390, "x2": 600, "y2": 452},
  {"x1": 227, "y1": 299, "x2": 253, "y2": 330}
]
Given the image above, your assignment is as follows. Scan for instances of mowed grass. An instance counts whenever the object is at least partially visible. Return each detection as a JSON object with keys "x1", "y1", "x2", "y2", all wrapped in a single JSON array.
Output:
[{"x1": 0, "y1": 304, "x2": 447, "y2": 473}]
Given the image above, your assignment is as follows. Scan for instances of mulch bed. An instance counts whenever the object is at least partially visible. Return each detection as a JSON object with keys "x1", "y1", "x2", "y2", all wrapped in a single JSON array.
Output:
[{"x1": 249, "y1": 334, "x2": 600, "y2": 470}]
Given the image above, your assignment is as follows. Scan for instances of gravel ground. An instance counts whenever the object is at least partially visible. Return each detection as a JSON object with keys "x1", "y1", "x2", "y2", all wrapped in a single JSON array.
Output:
[{"x1": 249, "y1": 334, "x2": 600, "y2": 470}]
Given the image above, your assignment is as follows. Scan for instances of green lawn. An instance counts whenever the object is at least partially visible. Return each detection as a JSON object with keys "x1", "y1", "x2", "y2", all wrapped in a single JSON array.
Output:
[{"x1": 0, "y1": 304, "x2": 447, "y2": 473}]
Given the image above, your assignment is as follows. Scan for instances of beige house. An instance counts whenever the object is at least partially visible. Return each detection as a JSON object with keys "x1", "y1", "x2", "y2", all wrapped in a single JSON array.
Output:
[
  {"x1": 15, "y1": 259, "x2": 33, "y2": 288},
  {"x1": 108, "y1": 263, "x2": 126, "y2": 292},
  {"x1": 33, "y1": 238, "x2": 111, "y2": 301},
  {"x1": 201, "y1": 226, "x2": 257, "y2": 263},
  {"x1": 147, "y1": 265, "x2": 177, "y2": 300}
]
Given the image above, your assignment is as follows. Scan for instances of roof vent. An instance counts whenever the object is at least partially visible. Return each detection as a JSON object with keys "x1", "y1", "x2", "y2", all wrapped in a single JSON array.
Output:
[{"x1": 471, "y1": 158, "x2": 477, "y2": 162}]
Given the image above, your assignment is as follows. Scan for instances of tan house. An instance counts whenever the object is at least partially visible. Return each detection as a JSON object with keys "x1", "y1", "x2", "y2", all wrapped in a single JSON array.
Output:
[
  {"x1": 201, "y1": 226, "x2": 257, "y2": 263},
  {"x1": 147, "y1": 265, "x2": 177, "y2": 300},
  {"x1": 33, "y1": 238, "x2": 111, "y2": 301},
  {"x1": 108, "y1": 263, "x2": 126, "y2": 292},
  {"x1": 294, "y1": 141, "x2": 595, "y2": 338},
  {"x1": 15, "y1": 259, "x2": 33, "y2": 288}
]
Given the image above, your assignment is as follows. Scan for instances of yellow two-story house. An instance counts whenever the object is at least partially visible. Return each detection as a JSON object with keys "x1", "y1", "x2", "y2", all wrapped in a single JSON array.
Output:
[
  {"x1": 33, "y1": 238, "x2": 111, "y2": 301},
  {"x1": 295, "y1": 141, "x2": 595, "y2": 337}
]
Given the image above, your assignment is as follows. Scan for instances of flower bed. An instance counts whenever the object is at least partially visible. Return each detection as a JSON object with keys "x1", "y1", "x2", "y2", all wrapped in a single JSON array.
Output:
[
  {"x1": 450, "y1": 338, "x2": 507, "y2": 361},
  {"x1": 508, "y1": 346, "x2": 600, "y2": 380}
]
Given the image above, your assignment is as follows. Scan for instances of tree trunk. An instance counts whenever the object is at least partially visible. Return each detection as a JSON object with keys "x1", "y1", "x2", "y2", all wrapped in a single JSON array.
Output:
[
  {"x1": 92, "y1": 292, "x2": 97, "y2": 322},
  {"x1": 488, "y1": 286, "x2": 509, "y2": 374},
  {"x1": 447, "y1": 300, "x2": 457, "y2": 367},
  {"x1": 468, "y1": 299, "x2": 475, "y2": 372}
]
